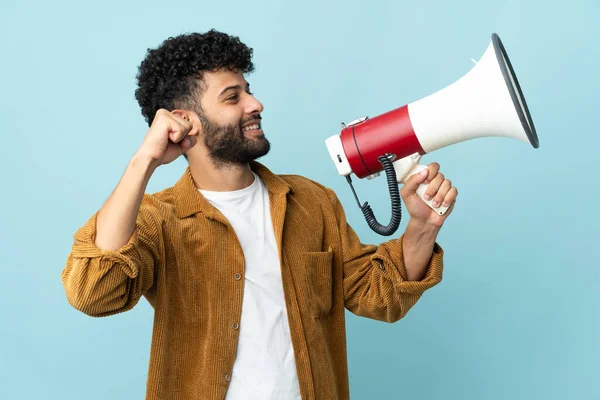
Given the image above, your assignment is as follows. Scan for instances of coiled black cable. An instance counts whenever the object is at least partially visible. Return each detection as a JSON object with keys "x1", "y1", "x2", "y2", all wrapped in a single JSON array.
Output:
[{"x1": 346, "y1": 155, "x2": 402, "y2": 236}]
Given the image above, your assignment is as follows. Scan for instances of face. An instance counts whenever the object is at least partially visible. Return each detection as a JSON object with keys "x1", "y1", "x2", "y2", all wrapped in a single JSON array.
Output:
[{"x1": 194, "y1": 69, "x2": 270, "y2": 166}]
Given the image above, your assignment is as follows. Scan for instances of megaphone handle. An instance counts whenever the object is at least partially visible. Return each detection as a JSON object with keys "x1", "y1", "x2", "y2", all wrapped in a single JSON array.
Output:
[{"x1": 402, "y1": 164, "x2": 450, "y2": 216}]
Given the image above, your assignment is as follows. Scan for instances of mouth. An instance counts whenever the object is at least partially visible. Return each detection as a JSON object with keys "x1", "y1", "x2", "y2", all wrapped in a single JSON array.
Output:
[{"x1": 241, "y1": 120, "x2": 263, "y2": 135}]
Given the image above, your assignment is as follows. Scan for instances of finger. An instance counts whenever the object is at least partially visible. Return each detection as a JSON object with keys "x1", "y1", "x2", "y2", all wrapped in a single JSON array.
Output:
[
  {"x1": 442, "y1": 198, "x2": 456, "y2": 216},
  {"x1": 152, "y1": 108, "x2": 170, "y2": 125},
  {"x1": 442, "y1": 187, "x2": 458, "y2": 208},
  {"x1": 432, "y1": 179, "x2": 452, "y2": 207},
  {"x1": 401, "y1": 168, "x2": 430, "y2": 196},
  {"x1": 426, "y1": 162, "x2": 440, "y2": 183},
  {"x1": 169, "y1": 119, "x2": 193, "y2": 143},
  {"x1": 424, "y1": 172, "x2": 445, "y2": 200}
]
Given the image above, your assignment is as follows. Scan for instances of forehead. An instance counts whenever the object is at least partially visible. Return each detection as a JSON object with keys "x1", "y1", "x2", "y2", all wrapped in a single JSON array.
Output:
[{"x1": 202, "y1": 69, "x2": 248, "y2": 94}]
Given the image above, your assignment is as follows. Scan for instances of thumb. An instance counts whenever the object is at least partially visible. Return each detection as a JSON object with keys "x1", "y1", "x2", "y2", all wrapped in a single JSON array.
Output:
[
  {"x1": 402, "y1": 168, "x2": 429, "y2": 195},
  {"x1": 180, "y1": 136, "x2": 197, "y2": 153}
]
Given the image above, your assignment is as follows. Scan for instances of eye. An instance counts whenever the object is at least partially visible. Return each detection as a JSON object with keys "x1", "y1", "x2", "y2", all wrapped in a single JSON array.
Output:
[{"x1": 226, "y1": 94, "x2": 239, "y2": 101}]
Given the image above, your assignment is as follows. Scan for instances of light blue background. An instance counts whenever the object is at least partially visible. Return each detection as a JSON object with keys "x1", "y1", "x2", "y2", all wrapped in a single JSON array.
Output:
[{"x1": 1, "y1": 0, "x2": 598, "y2": 399}]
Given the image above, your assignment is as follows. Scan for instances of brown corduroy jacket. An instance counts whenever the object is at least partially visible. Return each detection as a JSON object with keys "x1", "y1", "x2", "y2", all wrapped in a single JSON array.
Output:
[{"x1": 61, "y1": 161, "x2": 444, "y2": 400}]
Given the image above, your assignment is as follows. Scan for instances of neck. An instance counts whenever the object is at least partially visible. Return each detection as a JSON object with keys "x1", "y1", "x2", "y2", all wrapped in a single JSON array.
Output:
[{"x1": 188, "y1": 151, "x2": 255, "y2": 192}]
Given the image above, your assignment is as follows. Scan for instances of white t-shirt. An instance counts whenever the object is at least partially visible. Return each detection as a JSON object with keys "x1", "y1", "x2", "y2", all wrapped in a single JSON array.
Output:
[{"x1": 199, "y1": 172, "x2": 301, "y2": 400}]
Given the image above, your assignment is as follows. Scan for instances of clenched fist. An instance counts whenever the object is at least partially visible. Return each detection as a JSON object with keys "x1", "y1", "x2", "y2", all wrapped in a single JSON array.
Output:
[
  {"x1": 136, "y1": 109, "x2": 199, "y2": 166},
  {"x1": 401, "y1": 162, "x2": 458, "y2": 228}
]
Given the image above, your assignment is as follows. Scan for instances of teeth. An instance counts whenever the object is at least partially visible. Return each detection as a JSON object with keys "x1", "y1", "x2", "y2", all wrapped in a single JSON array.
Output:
[
  {"x1": 244, "y1": 124, "x2": 260, "y2": 131},
  {"x1": 243, "y1": 123, "x2": 260, "y2": 132}
]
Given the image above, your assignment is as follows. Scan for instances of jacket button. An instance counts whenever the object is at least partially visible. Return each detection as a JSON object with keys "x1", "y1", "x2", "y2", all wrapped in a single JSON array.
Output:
[
  {"x1": 233, "y1": 323, "x2": 239, "y2": 330},
  {"x1": 234, "y1": 273, "x2": 241, "y2": 280},
  {"x1": 225, "y1": 373, "x2": 231, "y2": 382}
]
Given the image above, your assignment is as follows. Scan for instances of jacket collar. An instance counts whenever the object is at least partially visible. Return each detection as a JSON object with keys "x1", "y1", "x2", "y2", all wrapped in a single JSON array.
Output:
[{"x1": 172, "y1": 161, "x2": 292, "y2": 219}]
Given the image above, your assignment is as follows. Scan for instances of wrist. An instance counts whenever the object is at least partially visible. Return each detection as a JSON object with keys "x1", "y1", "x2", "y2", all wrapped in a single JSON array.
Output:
[
  {"x1": 131, "y1": 150, "x2": 160, "y2": 173},
  {"x1": 406, "y1": 218, "x2": 441, "y2": 238},
  {"x1": 402, "y1": 219, "x2": 440, "y2": 281},
  {"x1": 129, "y1": 151, "x2": 159, "y2": 182},
  {"x1": 404, "y1": 219, "x2": 441, "y2": 251}
]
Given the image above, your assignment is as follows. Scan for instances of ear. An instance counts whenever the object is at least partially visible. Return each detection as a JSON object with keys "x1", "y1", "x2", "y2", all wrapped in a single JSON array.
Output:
[{"x1": 171, "y1": 109, "x2": 188, "y2": 120}]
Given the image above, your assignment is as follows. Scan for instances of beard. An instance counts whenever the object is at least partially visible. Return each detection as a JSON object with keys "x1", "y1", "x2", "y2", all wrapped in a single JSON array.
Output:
[{"x1": 199, "y1": 113, "x2": 271, "y2": 166}]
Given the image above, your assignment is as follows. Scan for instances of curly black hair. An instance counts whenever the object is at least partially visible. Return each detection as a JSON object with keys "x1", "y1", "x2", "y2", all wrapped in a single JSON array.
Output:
[{"x1": 134, "y1": 29, "x2": 255, "y2": 125}]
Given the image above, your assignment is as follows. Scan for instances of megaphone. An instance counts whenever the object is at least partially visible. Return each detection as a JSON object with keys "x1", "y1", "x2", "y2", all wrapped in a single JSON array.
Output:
[{"x1": 325, "y1": 33, "x2": 539, "y2": 236}]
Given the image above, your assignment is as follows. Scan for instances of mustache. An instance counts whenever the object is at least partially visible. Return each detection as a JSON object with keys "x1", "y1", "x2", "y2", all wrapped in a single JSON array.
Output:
[{"x1": 240, "y1": 115, "x2": 262, "y2": 126}]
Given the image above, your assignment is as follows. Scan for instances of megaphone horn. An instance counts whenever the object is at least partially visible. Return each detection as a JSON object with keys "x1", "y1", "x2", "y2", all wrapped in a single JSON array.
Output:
[{"x1": 325, "y1": 33, "x2": 539, "y2": 236}]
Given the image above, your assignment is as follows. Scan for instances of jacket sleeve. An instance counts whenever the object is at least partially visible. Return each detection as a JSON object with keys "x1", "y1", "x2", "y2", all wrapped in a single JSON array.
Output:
[
  {"x1": 61, "y1": 198, "x2": 164, "y2": 317},
  {"x1": 325, "y1": 188, "x2": 444, "y2": 323}
]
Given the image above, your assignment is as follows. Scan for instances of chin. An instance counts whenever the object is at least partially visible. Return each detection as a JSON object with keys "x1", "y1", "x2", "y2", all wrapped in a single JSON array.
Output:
[{"x1": 243, "y1": 131, "x2": 265, "y2": 139}]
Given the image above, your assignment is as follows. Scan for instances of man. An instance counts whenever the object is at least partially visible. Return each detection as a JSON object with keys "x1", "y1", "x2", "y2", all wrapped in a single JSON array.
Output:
[{"x1": 62, "y1": 29, "x2": 457, "y2": 400}]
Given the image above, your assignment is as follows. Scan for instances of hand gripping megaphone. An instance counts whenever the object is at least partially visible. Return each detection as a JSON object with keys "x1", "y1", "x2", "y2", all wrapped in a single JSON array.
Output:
[{"x1": 325, "y1": 33, "x2": 539, "y2": 236}]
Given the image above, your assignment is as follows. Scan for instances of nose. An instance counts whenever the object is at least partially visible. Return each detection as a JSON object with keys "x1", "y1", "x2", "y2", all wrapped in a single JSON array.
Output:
[{"x1": 245, "y1": 93, "x2": 264, "y2": 115}]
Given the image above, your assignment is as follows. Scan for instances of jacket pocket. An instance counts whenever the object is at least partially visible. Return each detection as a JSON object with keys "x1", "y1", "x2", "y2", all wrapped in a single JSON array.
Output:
[{"x1": 294, "y1": 247, "x2": 334, "y2": 317}]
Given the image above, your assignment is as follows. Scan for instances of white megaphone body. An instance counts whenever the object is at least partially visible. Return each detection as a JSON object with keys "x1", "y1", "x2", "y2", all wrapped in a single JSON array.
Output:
[{"x1": 325, "y1": 33, "x2": 539, "y2": 236}]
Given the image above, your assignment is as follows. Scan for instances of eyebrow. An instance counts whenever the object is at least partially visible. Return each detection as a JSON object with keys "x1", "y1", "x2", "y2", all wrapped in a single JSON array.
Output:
[{"x1": 219, "y1": 83, "x2": 250, "y2": 97}]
